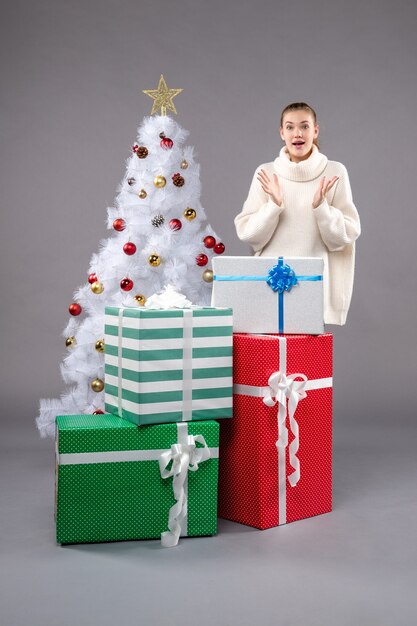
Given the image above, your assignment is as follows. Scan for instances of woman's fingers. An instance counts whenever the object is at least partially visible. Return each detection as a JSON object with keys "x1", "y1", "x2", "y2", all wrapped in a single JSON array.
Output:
[
  {"x1": 318, "y1": 177, "x2": 325, "y2": 200},
  {"x1": 327, "y1": 176, "x2": 339, "y2": 191},
  {"x1": 312, "y1": 175, "x2": 339, "y2": 208},
  {"x1": 258, "y1": 170, "x2": 273, "y2": 195},
  {"x1": 258, "y1": 180, "x2": 269, "y2": 193},
  {"x1": 323, "y1": 176, "x2": 339, "y2": 196},
  {"x1": 257, "y1": 170, "x2": 270, "y2": 185},
  {"x1": 258, "y1": 170, "x2": 282, "y2": 205}
]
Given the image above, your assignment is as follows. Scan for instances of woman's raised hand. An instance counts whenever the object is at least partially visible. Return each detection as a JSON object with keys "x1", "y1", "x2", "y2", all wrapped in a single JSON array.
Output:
[
  {"x1": 312, "y1": 176, "x2": 339, "y2": 209},
  {"x1": 257, "y1": 169, "x2": 283, "y2": 207}
]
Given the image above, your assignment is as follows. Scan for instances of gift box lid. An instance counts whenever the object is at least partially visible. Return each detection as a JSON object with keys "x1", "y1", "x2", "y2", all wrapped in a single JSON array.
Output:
[
  {"x1": 56, "y1": 414, "x2": 220, "y2": 455},
  {"x1": 105, "y1": 306, "x2": 233, "y2": 319},
  {"x1": 233, "y1": 332, "x2": 333, "y2": 387},
  {"x1": 213, "y1": 255, "x2": 323, "y2": 273}
]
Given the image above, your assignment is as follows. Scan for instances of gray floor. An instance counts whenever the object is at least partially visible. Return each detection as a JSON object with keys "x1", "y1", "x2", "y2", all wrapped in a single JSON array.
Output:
[{"x1": 1, "y1": 417, "x2": 416, "y2": 626}]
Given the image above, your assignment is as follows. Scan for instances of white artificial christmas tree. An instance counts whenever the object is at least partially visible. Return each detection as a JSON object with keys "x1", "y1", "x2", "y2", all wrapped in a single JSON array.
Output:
[{"x1": 37, "y1": 76, "x2": 225, "y2": 438}]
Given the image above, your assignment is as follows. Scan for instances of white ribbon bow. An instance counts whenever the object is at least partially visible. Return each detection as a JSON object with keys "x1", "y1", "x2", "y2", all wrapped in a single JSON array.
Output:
[
  {"x1": 145, "y1": 284, "x2": 193, "y2": 310},
  {"x1": 159, "y1": 433, "x2": 211, "y2": 547},
  {"x1": 263, "y1": 371, "x2": 308, "y2": 487}
]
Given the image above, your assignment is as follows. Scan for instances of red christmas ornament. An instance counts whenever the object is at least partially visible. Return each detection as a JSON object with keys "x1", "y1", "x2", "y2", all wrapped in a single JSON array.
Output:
[
  {"x1": 160, "y1": 136, "x2": 174, "y2": 150},
  {"x1": 88, "y1": 273, "x2": 98, "y2": 284},
  {"x1": 203, "y1": 235, "x2": 216, "y2": 249},
  {"x1": 120, "y1": 277, "x2": 134, "y2": 291},
  {"x1": 214, "y1": 242, "x2": 225, "y2": 254},
  {"x1": 169, "y1": 218, "x2": 182, "y2": 231},
  {"x1": 113, "y1": 218, "x2": 126, "y2": 232},
  {"x1": 196, "y1": 254, "x2": 208, "y2": 267},
  {"x1": 123, "y1": 242, "x2": 137, "y2": 256},
  {"x1": 93, "y1": 409, "x2": 104, "y2": 415},
  {"x1": 69, "y1": 303, "x2": 82, "y2": 316}
]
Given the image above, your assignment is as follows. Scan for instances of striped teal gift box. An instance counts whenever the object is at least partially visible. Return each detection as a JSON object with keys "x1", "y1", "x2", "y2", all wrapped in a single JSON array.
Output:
[{"x1": 104, "y1": 306, "x2": 233, "y2": 426}]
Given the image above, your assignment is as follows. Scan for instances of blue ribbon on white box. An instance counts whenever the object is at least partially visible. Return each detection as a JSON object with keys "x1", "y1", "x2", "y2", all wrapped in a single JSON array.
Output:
[{"x1": 213, "y1": 257, "x2": 322, "y2": 333}]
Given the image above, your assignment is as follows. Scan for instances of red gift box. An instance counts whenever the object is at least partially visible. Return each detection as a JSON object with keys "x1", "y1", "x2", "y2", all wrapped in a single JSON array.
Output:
[{"x1": 218, "y1": 333, "x2": 333, "y2": 529}]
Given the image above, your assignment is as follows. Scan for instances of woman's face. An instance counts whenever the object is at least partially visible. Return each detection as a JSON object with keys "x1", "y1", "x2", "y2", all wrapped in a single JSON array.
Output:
[{"x1": 280, "y1": 110, "x2": 319, "y2": 162}]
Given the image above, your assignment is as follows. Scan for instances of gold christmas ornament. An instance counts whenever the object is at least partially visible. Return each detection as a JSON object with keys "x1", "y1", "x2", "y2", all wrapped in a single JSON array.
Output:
[
  {"x1": 148, "y1": 253, "x2": 161, "y2": 267},
  {"x1": 184, "y1": 207, "x2": 197, "y2": 221},
  {"x1": 91, "y1": 281, "x2": 104, "y2": 294},
  {"x1": 91, "y1": 378, "x2": 104, "y2": 393},
  {"x1": 134, "y1": 294, "x2": 147, "y2": 306},
  {"x1": 95, "y1": 339, "x2": 105, "y2": 353},
  {"x1": 202, "y1": 269, "x2": 214, "y2": 283},
  {"x1": 180, "y1": 159, "x2": 189, "y2": 169},
  {"x1": 138, "y1": 189, "x2": 147, "y2": 199},
  {"x1": 143, "y1": 74, "x2": 183, "y2": 116},
  {"x1": 65, "y1": 336, "x2": 76, "y2": 348},
  {"x1": 153, "y1": 175, "x2": 166, "y2": 188}
]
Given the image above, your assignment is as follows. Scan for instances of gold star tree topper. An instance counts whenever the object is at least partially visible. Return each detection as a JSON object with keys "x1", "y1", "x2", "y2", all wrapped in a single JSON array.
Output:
[{"x1": 143, "y1": 75, "x2": 183, "y2": 116}]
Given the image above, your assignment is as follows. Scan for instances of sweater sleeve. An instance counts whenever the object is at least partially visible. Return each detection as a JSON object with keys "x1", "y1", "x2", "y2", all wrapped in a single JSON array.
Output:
[
  {"x1": 313, "y1": 164, "x2": 361, "y2": 252},
  {"x1": 234, "y1": 166, "x2": 285, "y2": 253}
]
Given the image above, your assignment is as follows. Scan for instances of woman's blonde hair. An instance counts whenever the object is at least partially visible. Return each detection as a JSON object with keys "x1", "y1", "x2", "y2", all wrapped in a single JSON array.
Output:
[{"x1": 280, "y1": 102, "x2": 320, "y2": 149}]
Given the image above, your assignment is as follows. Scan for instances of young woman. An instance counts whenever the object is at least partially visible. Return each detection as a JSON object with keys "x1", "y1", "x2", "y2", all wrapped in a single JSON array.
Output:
[{"x1": 234, "y1": 102, "x2": 361, "y2": 325}]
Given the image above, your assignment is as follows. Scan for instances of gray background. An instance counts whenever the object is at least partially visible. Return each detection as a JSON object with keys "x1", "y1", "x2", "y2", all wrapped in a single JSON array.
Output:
[{"x1": 1, "y1": 0, "x2": 416, "y2": 624}]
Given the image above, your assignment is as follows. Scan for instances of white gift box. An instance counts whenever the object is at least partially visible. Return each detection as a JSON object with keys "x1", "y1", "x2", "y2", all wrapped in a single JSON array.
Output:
[{"x1": 211, "y1": 256, "x2": 324, "y2": 335}]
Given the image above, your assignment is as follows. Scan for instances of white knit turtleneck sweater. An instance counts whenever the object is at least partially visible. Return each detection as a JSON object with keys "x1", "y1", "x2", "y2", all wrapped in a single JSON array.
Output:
[{"x1": 234, "y1": 146, "x2": 361, "y2": 325}]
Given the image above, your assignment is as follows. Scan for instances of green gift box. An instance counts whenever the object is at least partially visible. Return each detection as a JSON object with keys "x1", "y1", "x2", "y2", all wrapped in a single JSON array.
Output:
[
  {"x1": 55, "y1": 414, "x2": 219, "y2": 546},
  {"x1": 104, "y1": 306, "x2": 233, "y2": 426}
]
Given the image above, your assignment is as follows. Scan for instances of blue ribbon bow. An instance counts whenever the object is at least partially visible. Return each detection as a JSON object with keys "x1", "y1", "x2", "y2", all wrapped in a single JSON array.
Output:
[{"x1": 266, "y1": 261, "x2": 298, "y2": 294}]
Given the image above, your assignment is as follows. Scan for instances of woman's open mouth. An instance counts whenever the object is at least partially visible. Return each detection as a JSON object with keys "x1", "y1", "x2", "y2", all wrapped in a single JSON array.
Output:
[{"x1": 292, "y1": 141, "x2": 305, "y2": 148}]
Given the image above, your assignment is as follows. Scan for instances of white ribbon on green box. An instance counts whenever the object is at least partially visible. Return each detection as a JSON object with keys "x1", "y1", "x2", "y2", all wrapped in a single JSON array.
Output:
[
  {"x1": 159, "y1": 422, "x2": 213, "y2": 547},
  {"x1": 234, "y1": 336, "x2": 332, "y2": 525},
  {"x1": 104, "y1": 306, "x2": 233, "y2": 426},
  {"x1": 57, "y1": 422, "x2": 218, "y2": 547}
]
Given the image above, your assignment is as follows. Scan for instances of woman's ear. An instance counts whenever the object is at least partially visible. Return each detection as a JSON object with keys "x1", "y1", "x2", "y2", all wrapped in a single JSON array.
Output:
[
  {"x1": 314, "y1": 124, "x2": 320, "y2": 139},
  {"x1": 279, "y1": 127, "x2": 285, "y2": 141}
]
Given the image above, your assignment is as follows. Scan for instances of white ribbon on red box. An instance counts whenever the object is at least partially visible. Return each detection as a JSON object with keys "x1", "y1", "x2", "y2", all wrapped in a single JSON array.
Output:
[{"x1": 233, "y1": 336, "x2": 332, "y2": 525}]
